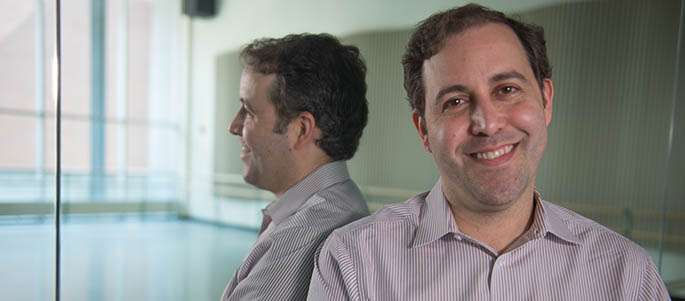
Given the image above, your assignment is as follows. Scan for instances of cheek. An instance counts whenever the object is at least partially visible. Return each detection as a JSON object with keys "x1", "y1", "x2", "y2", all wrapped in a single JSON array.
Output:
[
  {"x1": 430, "y1": 118, "x2": 469, "y2": 151},
  {"x1": 509, "y1": 103, "x2": 549, "y2": 157},
  {"x1": 509, "y1": 103, "x2": 547, "y2": 133},
  {"x1": 243, "y1": 123, "x2": 262, "y2": 148}
]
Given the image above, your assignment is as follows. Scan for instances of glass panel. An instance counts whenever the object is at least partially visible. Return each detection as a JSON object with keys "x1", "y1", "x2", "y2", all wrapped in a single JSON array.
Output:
[
  {"x1": 518, "y1": 3, "x2": 684, "y2": 297},
  {"x1": 60, "y1": 0, "x2": 91, "y2": 117},
  {"x1": 661, "y1": 7, "x2": 685, "y2": 295},
  {"x1": 0, "y1": 115, "x2": 37, "y2": 170},
  {"x1": 126, "y1": 0, "x2": 151, "y2": 123},
  {"x1": 58, "y1": 0, "x2": 185, "y2": 298},
  {"x1": 104, "y1": 123, "x2": 121, "y2": 173},
  {"x1": 104, "y1": 0, "x2": 122, "y2": 122},
  {"x1": 0, "y1": 1, "x2": 56, "y2": 301},
  {"x1": 0, "y1": 223, "x2": 55, "y2": 300},
  {"x1": 0, "y1": 1, "x2": 37, "y2": 112},
  {"x1": 210, "y1": 1, "x2": 683, "y2": 298},
  {"x1": 126, "y1": 123, "x2": 148, "y2": 172},
  {"x1": 4, "y1": 0, "x2": 680, "y2": 299}
]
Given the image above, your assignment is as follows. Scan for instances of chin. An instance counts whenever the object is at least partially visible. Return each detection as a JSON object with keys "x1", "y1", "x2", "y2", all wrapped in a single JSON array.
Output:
[
  {"x1": 477, "y1": 193, "x2": 519, "y2": 208},
  {"x1": 472, "y1": 177, "x2": 529, "y2": 208},
  {"x1": 242, "y1": 169, "x2": 256, "y2": 186}
]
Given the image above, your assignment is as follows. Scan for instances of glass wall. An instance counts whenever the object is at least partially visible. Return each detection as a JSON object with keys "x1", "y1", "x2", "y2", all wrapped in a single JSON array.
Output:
[
  {"x1": 1, "y1": 0, "x2": 683, "y2": 299},
  {"x1": 0, "y1": 1, "x2": 180, "y2": 212},
  {"x1": 1, "y1": 2, "x2": 56, "y2": 298},
  {"x1": 0, "y1": 0, "x2": 184, "y2": 299},
  {"x1": 212, "y1": 0, "x2": 685, "y2": 297},
  {"x1": 0, "y1": 0, "x2": 180, "y2": 211}
]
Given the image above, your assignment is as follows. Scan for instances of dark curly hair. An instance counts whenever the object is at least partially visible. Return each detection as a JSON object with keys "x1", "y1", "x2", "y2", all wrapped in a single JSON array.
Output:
[
  {"x1": 241, "y1": 33, "x2": 368, "y2": 161},
  {"x1": 402, "y1": 3, "x2": 552, "y2": 117}
]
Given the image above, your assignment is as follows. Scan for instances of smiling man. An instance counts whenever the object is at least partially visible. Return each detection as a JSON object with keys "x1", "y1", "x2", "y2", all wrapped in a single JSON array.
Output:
[
  {"x1": 221, "y1": 34, "x2": 369, "y2": 300},
  {"x1": 308, "y1": 4, "x2": 668, "y2": 300}
]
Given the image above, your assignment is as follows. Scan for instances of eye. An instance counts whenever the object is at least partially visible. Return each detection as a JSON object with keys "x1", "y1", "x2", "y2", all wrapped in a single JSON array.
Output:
[
  {"x1": 442, "y1": 97, "x2": 466, "y2": 112},
  {"x1": 498, "y1": 86, "x2": 519, "y2": 95},
  {"x1": 241, "y1": 104, "x2": 254, "y2": 117}
]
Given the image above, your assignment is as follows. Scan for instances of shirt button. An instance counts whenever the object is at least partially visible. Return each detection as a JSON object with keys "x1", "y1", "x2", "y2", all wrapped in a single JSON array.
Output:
[{"x1": 454, "y1": 234, "x2": 462, "y2": 241}]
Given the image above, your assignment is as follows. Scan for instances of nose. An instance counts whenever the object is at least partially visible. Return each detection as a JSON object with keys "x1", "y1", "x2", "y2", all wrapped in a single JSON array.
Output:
[
  {"x1": 228, "y1": 107, "x2": 244, "y2": 136},
  {"x1": 469, "y1": 99, "x2": 504, "y2": 136}
]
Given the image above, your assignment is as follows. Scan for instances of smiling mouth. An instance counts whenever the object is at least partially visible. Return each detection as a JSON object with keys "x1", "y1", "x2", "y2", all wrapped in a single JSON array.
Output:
[
  {"x1": 239, "y1": 142, "x2": 251, "y2": 159},
  {"x1": 470, "y1": 144, "x2": 514, "y2": 160},
  {"x1": 239, "y1": 139, "x2": 249, "y2": 152}
]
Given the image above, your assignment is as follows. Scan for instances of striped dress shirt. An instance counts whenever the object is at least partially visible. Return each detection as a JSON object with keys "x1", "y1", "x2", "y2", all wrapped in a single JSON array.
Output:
[
  {"x1": 222, "y1": 161, "x2": 369, "y2": 301},
  {"x1": 308, "y1": 180, "x2": 669, "y2": 300}
]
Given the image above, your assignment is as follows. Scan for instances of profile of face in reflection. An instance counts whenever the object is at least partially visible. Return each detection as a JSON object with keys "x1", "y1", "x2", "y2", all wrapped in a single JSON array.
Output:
[{"x1": 229, "y1": 66, "x2": 295, "y2": 194}]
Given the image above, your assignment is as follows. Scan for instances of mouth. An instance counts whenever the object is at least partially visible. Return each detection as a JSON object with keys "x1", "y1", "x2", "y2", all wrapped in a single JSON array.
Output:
[
  {"x1": 469, "y1": 144, "x2": 515, "y2": 160},
  {"x1": 239, "y1": 141, "x2": 251, "y2": 159}
]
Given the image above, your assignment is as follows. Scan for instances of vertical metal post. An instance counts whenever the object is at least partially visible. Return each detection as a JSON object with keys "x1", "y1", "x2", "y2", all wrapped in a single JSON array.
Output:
[
  {"x1": 90, "y1": 0, "x2": 106, "y2": 201},
  {"x1": 117, "y1": 0, "x2": 128, "y2": 204},
  {"x1": 55, "y1": 0, "x2": 62, "y2": 300},
  {"x1": 183, "y1": 17, "x2": 194, "y2": 217},
  {"x1": 35, "y1": 0, "x2": 46, "y2": 203}
]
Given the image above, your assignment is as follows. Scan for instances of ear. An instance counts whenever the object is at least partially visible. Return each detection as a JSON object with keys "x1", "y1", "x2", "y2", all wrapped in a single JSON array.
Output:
[
  {"x1": 411, "y1": 109, "x2": 432, "y2": 153},
  {"x1": 289, "y1": 111, "x2": 320, "y2": 150},
  {"x1": 542, "y1": 78, "x2": 554, "y2": 126}
]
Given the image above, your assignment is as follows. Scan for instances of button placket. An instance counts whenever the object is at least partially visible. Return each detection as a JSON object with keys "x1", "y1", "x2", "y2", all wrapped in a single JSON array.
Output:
[{"x1": 490, "y1": 255, "x2": 508, "y2": 299}]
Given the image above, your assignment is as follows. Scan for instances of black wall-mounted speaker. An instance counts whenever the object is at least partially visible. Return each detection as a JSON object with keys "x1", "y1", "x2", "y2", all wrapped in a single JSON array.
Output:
[{"x1": 183, "y1": 0, "x2": 216, "y2": 17}]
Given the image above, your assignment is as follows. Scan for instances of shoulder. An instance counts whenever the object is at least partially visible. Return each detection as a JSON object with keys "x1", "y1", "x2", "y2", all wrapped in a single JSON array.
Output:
[
  {"x1": 315, "y1": 179, "x2": 368, "y2": 215},
  {"x1": 325, "y1": 191, "x2": 428, "y2": 246},
  {"x1": 544, "y1": 201, "x2": 653, "y2": 265},
  {"x1": 270, "y1": 180, "x2": 369, "y2": 249},
  {"x1": 298, "y1": 179, "x2": 369, "y2": 228},
  {"x1": 544, "y1": 201, "x2": 669, "y2": 297}
]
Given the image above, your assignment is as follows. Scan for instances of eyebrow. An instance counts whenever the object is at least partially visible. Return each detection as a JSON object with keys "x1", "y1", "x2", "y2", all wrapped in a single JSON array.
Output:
[
  {"x1": 240, "y1": 98, "x2": 253, "y2": 110},
  {"x1": 489, "y1": 71, "x2": 527, "y2": 84},
  {"x1": 434, "y1": 84, "x2": 469, "y2": 106}
]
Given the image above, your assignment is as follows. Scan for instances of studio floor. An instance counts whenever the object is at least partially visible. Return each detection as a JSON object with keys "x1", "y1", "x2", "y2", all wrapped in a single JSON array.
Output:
[
  {"x1": 0, "y1": 216, "x2": 257, "y2": 301},
  {"x1": 1, "y1": 215, "x2": 683, "y2": 300}
]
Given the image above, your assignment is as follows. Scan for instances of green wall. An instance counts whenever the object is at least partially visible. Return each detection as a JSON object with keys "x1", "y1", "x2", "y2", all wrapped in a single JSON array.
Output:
[{"x1": 212, "y1": 0, "x2": 684, "y2": 249}]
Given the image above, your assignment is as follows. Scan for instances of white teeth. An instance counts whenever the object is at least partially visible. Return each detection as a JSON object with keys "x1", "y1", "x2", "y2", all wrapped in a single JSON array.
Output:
[{"x1": 475, "y1": 145, "x2": 513, "y2": 160}]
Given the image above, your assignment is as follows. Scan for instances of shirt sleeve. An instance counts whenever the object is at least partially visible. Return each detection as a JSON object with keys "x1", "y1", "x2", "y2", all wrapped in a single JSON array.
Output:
[
  {"x1": 308, "y1": 232, "x2": 360, "y2": 301},
  {"x1": 638, "y1": 258, "x2": 670, "y2": 300}
]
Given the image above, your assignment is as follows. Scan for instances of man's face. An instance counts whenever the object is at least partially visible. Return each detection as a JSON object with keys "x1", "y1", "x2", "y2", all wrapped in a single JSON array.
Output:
[
  {"x1": 415, "y1": 23, "x2": 553, "y2": 212},
  {"x1": 229, "y1": 66, "x2": 294, "y2": 194}
]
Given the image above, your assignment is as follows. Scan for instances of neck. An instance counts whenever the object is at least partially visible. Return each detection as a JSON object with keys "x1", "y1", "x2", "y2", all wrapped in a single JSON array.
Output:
[
  {"x1": 448, "y1": 186, "x2": 536, "y2": 254},
  {"x1": 272, "y1": 154, "x2": 334, "y2": 198}
]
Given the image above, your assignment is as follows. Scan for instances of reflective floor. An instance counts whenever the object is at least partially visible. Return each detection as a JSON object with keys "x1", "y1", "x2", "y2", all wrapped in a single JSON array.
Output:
[
  {"x1": 1, "y1": 215, "x2": 683, "y2": 300},
  {"x1": 0, "y1": 216, "x2": 257, "y2": 301}
]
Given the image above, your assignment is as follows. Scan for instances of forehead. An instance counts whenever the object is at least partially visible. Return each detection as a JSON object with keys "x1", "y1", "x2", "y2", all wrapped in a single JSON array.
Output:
[
  {"x1": 239, "y1": 66, "x2": 276, "y2": 103},
  {"x1": 423, "y1": 23, "x2": 533, "y2": 90}
]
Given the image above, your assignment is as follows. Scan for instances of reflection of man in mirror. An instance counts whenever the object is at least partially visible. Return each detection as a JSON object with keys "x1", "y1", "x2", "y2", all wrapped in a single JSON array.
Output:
[
  {"x1": 221, "y1": 33, "x2": 370, "y2": 300},
  {"x1": 309, "y1": 4, "x2": 668, "y2": 300}
]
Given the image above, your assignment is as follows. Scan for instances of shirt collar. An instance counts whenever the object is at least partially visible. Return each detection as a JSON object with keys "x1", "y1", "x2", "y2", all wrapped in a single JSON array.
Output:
[
  {"x1": 412, "y1": 180, "x2": 458, "y2": 248},
  {"x1": 532, "y1": 190, "x2": 582, "y2": 244},
  {"x1": 264, "y1": 161, "x2": 350, "y2": 226},
  {"x1": 411, "y1": 181, "x2": 581, "y2": 248}
]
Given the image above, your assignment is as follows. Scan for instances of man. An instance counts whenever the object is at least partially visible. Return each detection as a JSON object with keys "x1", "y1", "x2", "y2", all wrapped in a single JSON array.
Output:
[
  {"x1": 308, "y1": 4, "x2": 669, "y2": 300},
  {"x1": 222, "y1": 33, "x2": 369, "y2": 300}
]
